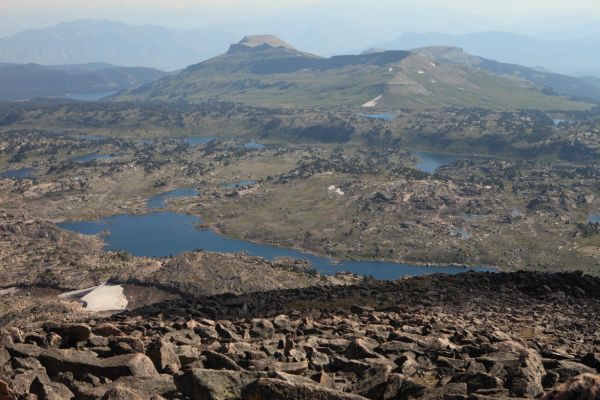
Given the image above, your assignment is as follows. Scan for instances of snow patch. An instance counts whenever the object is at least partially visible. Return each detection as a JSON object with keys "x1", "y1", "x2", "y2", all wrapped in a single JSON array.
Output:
[
  {"x1": 430, "y1": 62, "x2": 437, "y2": 67},
  {"x1": 417, "y1": 70, "x2": 425, "y2": 74},
  {"x1": 362, "y1": 95, "x2": 382, "y2": 108},
  {"x1": 328, "y1": 185, "x2": 345, "y2": 196},
  {"x1": 60, "y1": 284, "x2": 128, "y2": 312}
]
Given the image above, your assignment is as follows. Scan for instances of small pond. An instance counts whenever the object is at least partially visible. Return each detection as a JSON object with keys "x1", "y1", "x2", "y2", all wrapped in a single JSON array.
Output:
[
  {"x1": 0, "y1": 168, "x2": 35, "y2": 179},
  {"x1": 223, "y1": 180, "x2": 257, "y2": 190},
  {"x1": 411, "y1": 151, "x2": 458, "y2": 174},
  {"x1": 71, "y1": 153, "x2": 115, "y2": 163},
  {"x1": 182, "y1": 136, "x2": 219, "y2": 146},
  {"x1": 147, "y1": 188, "x2": 199, "y2": 209},
  {"x1": 243, "y1": 141, "x2": 265, "y2": 150},
  {"x1": 553, "y1": 119, "x2": 574, "y2": 127},
  {"x1": 453, "y1": 228, "x2": 471, "y2": 239},
  {"x1": 359, "y1": 114, "x2": 396, "y2": 121}
]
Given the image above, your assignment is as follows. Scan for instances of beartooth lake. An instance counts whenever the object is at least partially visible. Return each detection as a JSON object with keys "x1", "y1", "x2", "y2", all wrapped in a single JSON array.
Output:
[{"x1": 59, "y1": 189, "x2": 494, "y2": 280}]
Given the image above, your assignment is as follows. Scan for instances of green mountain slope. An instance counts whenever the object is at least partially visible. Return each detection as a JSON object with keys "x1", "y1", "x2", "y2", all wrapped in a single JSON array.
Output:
[
  {"x1": 414, "y1": 46, "x2": 600, "y2": 103},
  {"x1": 114, "y1": 36, "x2": 594, "y2": 111}
]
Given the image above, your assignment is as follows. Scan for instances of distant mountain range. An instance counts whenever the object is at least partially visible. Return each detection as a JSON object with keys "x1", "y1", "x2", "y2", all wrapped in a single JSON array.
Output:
[
  {"x1": 382, "y1": 31, "x2": 600, "y2": 77},
  {"x1": 113, "y1": 36, "x2": 600, "y2": 111},
  {"x1": 0, "y1": 20, "x2": 240, "y2": 71},
  {"x1": 1, "y1": 19, "x2": 600, "y2": 77},
  {"x1": 0, "y1": 62, "x2": 167, "y2": 101},
  {"x1": 581, "y1": 76, "x2": 600, "y2": 90}
]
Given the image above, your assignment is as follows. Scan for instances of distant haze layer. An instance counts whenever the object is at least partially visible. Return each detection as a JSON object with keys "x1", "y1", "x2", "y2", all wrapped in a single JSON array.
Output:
[
  {"x1": 1, "y1": 19, "x2": 600, "y2": 75},
  {"x1": 0, "y1": 0, "x2": 599, "y2": 74},
  {"x1": 1, "y1": 0, "x2": 599, "y2": 38}
]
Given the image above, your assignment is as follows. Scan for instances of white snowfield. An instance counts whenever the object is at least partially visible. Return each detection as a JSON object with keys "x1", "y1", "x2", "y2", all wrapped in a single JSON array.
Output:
[
  {"x1": 361, "y1": 94, "x2": 382, "y2": 108},
  {"x1": 60, "y1": 283, "x2": 128, "y2": 312},
  {"x1": 328, "y1": 185, "x2": 345, "y2": 196}
]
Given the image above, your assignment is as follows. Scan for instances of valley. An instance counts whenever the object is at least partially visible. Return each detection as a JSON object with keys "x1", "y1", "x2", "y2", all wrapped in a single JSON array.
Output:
[
  {"x1": 1, "y1": 26, "x2": 600, "y2": 400},
  {"x1": 1, "y1": 109, "x2": 600, "y2": 287}
]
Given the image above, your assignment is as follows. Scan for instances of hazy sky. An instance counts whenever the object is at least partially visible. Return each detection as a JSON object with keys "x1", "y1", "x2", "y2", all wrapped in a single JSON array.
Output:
[{"x1": 1, "y1": 0, "x2": 599, "y2": 37}]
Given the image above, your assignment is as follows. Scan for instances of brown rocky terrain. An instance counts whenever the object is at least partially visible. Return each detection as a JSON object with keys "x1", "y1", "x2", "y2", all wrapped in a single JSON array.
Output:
[
  {"x1": 1, "y1": 109, "x2": 600, "y2": 399},
  {"x1": 0, "y1": 271, "x2": 599, "y2": 399},
  {"x1": 2, "y1": 127, "x2": 600, "y2": 275},
  {"x1": 0, "y1": 211, "x2": 331, "y2": 298}
]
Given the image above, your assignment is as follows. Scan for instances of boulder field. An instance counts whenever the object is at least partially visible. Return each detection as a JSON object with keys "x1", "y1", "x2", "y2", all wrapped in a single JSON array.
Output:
[{"x1": 0, "y1": 271, "x2": 599, "y2": 399}]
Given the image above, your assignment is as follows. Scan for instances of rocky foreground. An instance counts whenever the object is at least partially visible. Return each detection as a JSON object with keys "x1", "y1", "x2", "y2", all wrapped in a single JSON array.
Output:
[{"x1": 1, "y1": 271, "x2": 600, "y2": 399}]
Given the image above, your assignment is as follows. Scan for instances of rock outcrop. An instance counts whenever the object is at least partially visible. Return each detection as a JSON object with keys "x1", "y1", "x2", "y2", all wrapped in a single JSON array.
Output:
[{"x1": 0, "y1": 271, "x2": 599, "y2": 398}]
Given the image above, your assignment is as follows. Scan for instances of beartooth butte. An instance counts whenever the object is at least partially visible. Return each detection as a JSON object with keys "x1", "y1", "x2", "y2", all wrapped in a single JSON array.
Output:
[{"x1": 113, "y1": 35, "x2": 600, "y2": 111}]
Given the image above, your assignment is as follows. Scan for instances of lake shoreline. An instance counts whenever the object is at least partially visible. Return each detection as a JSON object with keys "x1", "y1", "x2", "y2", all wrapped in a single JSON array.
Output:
[{"x1": 58, "y1": 208, "x2": 497, "y2": 280}]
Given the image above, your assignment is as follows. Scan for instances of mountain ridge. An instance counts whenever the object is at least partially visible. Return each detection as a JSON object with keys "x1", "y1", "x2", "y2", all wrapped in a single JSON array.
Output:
[
  {"x1": 0, "y1": 19, "x2": 239, "y2": 71},
  {"x1": 411, "y1": 46, "x2": 600, "y2": 103},
  {"x1": 383, "y1": 31, "x2": 600, "y2": 76},
  {"x1": 114, "y1": 35, "x2": 597, "y2": 111}
]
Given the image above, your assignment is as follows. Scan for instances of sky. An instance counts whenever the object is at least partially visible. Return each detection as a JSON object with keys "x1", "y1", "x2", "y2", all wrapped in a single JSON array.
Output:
[{"x1": 0, "y1": 0, "x2": 599, "y2": 38}]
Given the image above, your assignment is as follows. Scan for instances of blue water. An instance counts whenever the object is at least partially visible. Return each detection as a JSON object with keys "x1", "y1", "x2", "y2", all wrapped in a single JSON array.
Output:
[
  {"x1": 359, "y1": 114, "x2": 396, "y2": 121},
  {"x1": 411, "y1": 151, "x2": 458, "y2": 173},
  {"x1": 71, "y1": 153, "x2": 115, "y2": 163},
  {"x1": 464, "y1": 213, "x2": 484, "y2": 222},
  {"x1": 147, "y1": 188, "x2": 199, "y2": 209},
  {"x1": 223, "y1": 180, "x2": 257, "y2": 190},
  {"x1": 183, "y1": 136, "x2": 218, "y2": 146},
  {"x1": 244, "y1": 141, "x2": 265, "y2": 150},
  {"x1": 0, "y1": 168, "x2": 34, "y2": 179},
  {"x1": 553, "y1": 119, "x2": 574, "y2": 127},
  {"x1": 59, "y1": 211, "x2": 493, "y2": 280},
  {"x1": 589, "y1": 214, "x2": 600, "y2": 223},
  {"x1": 80, "y1": 135, "x2": 108, "y2": 142},
  {"x1": 453, "y1": 228, "x2": 471, "y2": 239}
]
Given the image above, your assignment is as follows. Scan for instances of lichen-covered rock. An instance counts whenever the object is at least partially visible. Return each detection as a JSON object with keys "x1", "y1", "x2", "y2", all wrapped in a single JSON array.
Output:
[
  {"x1": 146, "y1": 339, "x2": 181, "y2": 373},
  {"x1": 39, "y1": 348, "x2": 158, "y2": 379},
  {"x1": 242, "y1": 378, "x2": 369, "y2": 400},
  {"x1": 543, "y1": 373, "x2": 600, "y2": 400},
  {"x1": 175, "y1": 369, "x2": 265, "y2": 400}
]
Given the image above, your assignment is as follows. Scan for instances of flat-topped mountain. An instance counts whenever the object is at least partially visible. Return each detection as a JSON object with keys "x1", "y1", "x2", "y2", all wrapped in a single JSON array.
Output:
[
  {"x1": 114, "y1": 36, "x2": 600, "y2": 111},
  {"x1": 233, "y1": 35, "x2": 299, "y2": 51}
]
